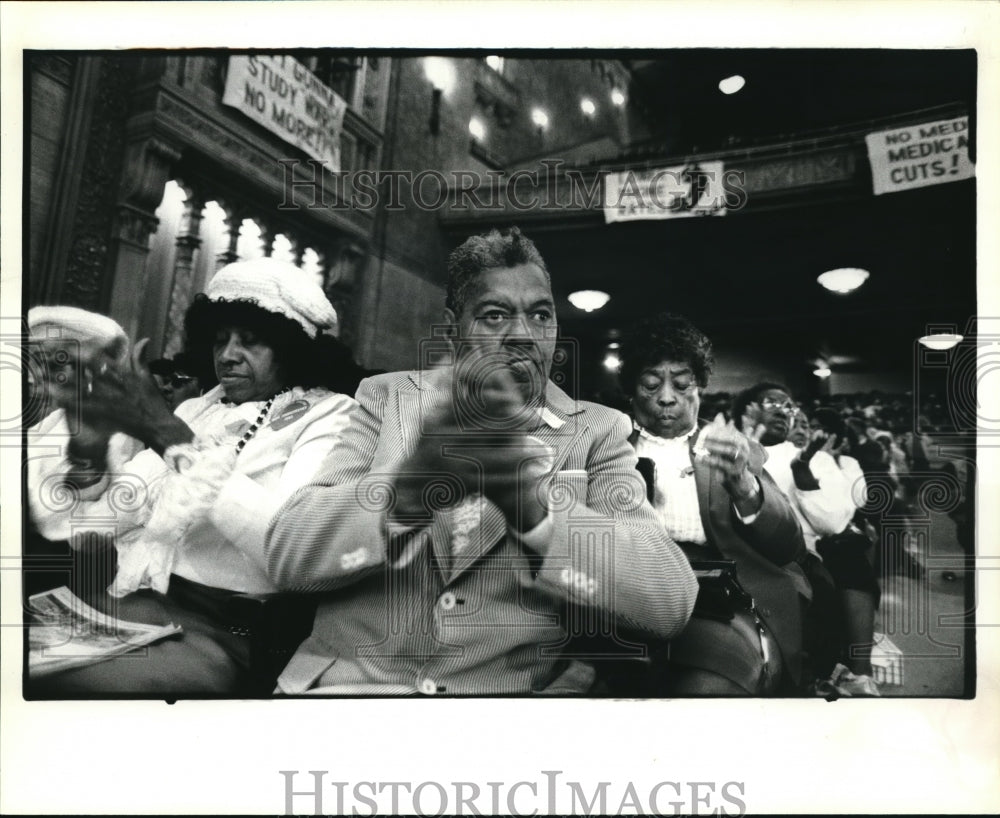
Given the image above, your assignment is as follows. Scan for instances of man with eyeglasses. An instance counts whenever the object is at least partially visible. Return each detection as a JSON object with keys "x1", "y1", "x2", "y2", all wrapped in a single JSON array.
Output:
[
  {"x1": 733, "y1": 384, "x2": 860, "y2": 556},
  {"x1": 149, "y1": 355, "x2": 202, "y2": 410}
]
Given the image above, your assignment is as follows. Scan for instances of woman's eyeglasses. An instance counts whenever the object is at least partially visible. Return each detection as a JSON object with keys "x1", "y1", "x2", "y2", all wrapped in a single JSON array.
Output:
[{"x1": 170, "y1": 375, "x2": 196, "y2": 388}]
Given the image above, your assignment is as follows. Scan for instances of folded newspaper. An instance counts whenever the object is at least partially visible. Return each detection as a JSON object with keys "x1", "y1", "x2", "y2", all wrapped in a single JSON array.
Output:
[{"x1": 28, "y1": 586, "x2": 182, "y2": 677}]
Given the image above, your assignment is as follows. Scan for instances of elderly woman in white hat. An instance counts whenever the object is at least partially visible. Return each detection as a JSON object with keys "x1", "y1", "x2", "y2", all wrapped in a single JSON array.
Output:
[{"x1": 27, "y1": 258, "x2": 359, "y2": 695}]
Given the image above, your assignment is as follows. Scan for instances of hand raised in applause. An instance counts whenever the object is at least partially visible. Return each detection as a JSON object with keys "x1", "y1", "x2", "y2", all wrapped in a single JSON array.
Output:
[
  {"x1": 697, "y1": 413, "x2": 765, "y2": 513},
  {"x1": 47, "y1": 338, "x2": 194, "y2": 454},
  {"x1": 391, "y1": 362, "x2": 551, "y2": 532}
]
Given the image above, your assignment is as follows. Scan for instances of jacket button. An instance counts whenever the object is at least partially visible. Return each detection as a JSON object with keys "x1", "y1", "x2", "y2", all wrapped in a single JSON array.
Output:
[
  {"x1": 439, "y1": 592, "x2": 457, "y2": 610},
  {"x1": 419, "y1": 678, "x2": 437, "y2": 695}
]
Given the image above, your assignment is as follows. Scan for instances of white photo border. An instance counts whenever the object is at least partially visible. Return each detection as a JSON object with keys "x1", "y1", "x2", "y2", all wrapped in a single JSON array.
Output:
[{"x1": 2, "y1": 1, "x2": 999, "y2": 814}]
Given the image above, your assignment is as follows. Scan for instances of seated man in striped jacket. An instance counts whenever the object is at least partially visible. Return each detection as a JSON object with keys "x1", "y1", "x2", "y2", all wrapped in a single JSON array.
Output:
[{"x1": 265, "y1": 227, "x2": 698, "y2": 695}]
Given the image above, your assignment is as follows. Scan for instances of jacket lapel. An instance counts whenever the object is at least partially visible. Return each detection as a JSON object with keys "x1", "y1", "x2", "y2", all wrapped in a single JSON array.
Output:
[
  {"x1": 436, "y1": 377, "x2": 587, "y2": 583},
  {"x1": 689, "y1": 420, "x2": 717, "y2": 541},
  {"x1": 398, "y1": 387, "x2": 424, "y2": 456}
]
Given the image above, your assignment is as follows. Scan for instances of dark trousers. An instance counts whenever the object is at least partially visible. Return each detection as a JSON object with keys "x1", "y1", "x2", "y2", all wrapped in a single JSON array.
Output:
[{"x1": 798, "y1": 552, "x2": 843, "y2": 681}]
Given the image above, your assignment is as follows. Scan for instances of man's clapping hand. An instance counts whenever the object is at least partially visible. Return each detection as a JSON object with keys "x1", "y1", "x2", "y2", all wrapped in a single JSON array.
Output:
[{"x1": 391, "y1": 363, "x2": 551, "y2": 532}]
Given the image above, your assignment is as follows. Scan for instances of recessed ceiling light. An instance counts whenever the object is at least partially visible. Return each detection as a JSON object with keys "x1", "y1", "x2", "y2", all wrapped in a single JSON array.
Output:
[
  {"x1": 919, "y1": 333, "x2": 964, "y2": 351},
  {"x1": 603, "y1": 352, "x2": 622, "y2": 372},
  {"x1": 531, "y1": 108, "x2": 549, "y2": 129},
  {"x1": 568, "y1": 290, "x2": 611, "y2": 312},
  {"x1": 610, "y1": 88, "x2": 626, "y2": 107},
  {"x1": 719, "y1": 74, "x2": 746, "y2": 95},
  {"x1": 817, "y1": 267, "x2": 870, "y2": 294},
  {"x1": 580, "y1": 97, "x2": 596, "y2": 117},
  {"x1": 813, "y1": 366, "x2": 832, "y2": 378}
]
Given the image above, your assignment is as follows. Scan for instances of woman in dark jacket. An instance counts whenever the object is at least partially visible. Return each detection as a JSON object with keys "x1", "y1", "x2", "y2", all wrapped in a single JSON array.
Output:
[{"x1": 617, "y1": 312, "x2": 811, "y2": 695}]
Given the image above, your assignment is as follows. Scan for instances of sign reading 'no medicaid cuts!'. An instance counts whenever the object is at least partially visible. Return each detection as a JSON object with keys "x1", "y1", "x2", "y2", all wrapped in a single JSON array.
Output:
[{"x1": 865, "y1": 115, "x2": 974, "y2": 196}]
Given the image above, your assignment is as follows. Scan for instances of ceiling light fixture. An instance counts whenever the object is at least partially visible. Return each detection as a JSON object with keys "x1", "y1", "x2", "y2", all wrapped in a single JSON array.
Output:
[
  {"x1": 603, "y1": 352, "x2": 622, "y2": 372},
  {"x1": 568, "y1": 290, "x2": 611, "y2": 312},
  {"x1": 468, "y1": 117, "x2": 486, "y2": 141},
  {"x1": 817, "y1": 267, "x2": 870, "y2": 294},
  {"x1": 813, "y1": 366, "x2": 832, "y2": 378},
  {"x1": 580, "y1": 97, "x2": 596, "y2": 117},
  {"x1": 610, "y1": 88, "x2": 626, "y2": 107},
  {"x1": 423, "y1": 57, "x2": 456, "y2": 95},
  {"x1": 719, "y1": 74, "x2": 746, "y2": 95},
  {"x1": 423, "y1": 58, "x2": 456, "y2": 136},
  {"x1": 918, "y1": 333, "x2": 964, "y2": 351},
  {"x1": 531, "y1": 108, "x2": 549, "y2": 129}
]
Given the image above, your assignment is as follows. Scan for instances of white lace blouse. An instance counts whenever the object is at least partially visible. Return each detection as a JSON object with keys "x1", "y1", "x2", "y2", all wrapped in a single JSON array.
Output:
[{"x1": 28, "y1": 385, "x2": 356, "y2": 595}]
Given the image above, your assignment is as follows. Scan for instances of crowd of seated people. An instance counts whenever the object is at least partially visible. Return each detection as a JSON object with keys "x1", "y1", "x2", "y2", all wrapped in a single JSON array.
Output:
[{"x1": 24, "y1": 228, "x2": 968, "y2": 699}]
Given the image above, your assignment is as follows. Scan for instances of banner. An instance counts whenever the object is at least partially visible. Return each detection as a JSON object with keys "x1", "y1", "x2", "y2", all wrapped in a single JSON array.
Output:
[
  {"x1": 865, "y1": 115, "x2": 973, "y2": 196},
  {"x1": 603, "y1": 161, "x2": 727, "y2": 223},
  {"x1": 223, "y1": 55, "x2": 348, "y2": 170}
]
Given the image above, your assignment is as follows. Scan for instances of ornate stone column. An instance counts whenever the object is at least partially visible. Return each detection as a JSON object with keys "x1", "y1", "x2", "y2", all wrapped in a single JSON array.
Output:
[
  {"x1": 323, "y1": 238, "x2": 367, "y2": 347},
  {"x1": 259, "y1": 221, "x2": 277, "y2": 258},
  {"x1": 290, "y1": 234, "x2": 306, "y2": 267},
  {"x1": 106, "y1": 138, "x2": 182, "y2": 341},
  {"x1": 216, "y1": 203, "x2": 242, "y2": 271},
  {"x1": 162, "y1": 186, "x2": 206, "y2": 356}
]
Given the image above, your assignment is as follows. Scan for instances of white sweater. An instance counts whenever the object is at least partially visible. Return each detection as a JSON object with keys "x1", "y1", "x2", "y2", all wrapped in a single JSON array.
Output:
[{"x1": 763, "y1": 440, "x2": 866, "y2": 554}]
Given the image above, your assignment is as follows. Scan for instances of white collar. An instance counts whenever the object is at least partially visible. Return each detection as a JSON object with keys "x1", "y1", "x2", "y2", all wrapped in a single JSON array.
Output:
[
  {"x1": 535, "y1": 405, "x2": 565, "y2": 430},
  {"x1": 633, "y1": 421, "x2": 698, "y2": 446}
]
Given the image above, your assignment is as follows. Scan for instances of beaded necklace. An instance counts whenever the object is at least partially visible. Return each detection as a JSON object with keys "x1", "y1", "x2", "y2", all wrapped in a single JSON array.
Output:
[{"x1": 233, "y1": 388, "x2": 291, "y2": 455}]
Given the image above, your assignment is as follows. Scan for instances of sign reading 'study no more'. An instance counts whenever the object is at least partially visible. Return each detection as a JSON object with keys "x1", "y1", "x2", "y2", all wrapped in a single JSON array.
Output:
[
  {"x1": 223, "y1": 55, "x2": 348, "y2": 171},
  {"x1": 865, "y1": 115, "x2": 974, "y2": 196}
]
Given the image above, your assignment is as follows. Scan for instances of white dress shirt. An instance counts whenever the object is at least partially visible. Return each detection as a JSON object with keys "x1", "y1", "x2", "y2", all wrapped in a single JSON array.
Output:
[{"x1": 633, "y1": 424, "x2": 708, "y2": 544}]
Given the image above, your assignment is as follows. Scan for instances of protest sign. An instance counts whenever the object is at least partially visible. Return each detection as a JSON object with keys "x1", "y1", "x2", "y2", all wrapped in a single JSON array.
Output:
[
  {"x1": 223, "y1": 55, "x2": 347, "y2": 170},
  {"x1": 865, "y1": 116, "x2": 973, "y2": 196}
]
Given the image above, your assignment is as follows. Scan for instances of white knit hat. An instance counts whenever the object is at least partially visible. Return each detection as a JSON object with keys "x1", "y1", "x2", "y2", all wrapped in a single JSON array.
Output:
[
  {"x1": 28, "y1": 305, "x2": 127, "y2": 345},
  {"x1": 205, "y1": 258, "x2": 338, "y2": 338},
  {"x1": 28, "y1": 306, "x2": 130, "y2": 363}
]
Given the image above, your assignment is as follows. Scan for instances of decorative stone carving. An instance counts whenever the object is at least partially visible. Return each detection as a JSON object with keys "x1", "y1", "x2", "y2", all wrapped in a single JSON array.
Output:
[
  {"x1": 62, "y1": 56, "x2": 134, "y2": 310},
  {"x1": 258, "y1": 221, "x2": 276, "y2": 258},
  {"x1": 744, "y1": 150, "x2": 857, "y2": 193},
  {"x1": 157, "y1": 93, "x2": 283, "y2": 179},
  {"x1": 216, "y1": 205, "x2": 243, "y2": 271},
  {"x1": 114, "y1": 204, "x2": 160, "y2": 248},
  {"x1": 120, "y1": 138, "x2": 183, "y2": 215},
  {"x1": 155, "y1": 90, "x2": 375, "y2": 234},
  {"x1": 324, "y1": 239, "x2": 367, "y2": 289}
]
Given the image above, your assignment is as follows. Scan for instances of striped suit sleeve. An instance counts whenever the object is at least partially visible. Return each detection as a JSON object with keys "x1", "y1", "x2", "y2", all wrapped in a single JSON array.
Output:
[
  {"x1": 264, "y1": 376, "x2": 414, "y2": 592},
  {"x1": 532, "y1": 410, "x2": 698, "y2": 640}
]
